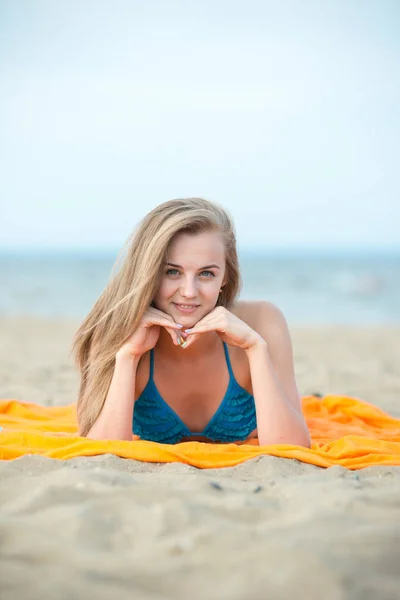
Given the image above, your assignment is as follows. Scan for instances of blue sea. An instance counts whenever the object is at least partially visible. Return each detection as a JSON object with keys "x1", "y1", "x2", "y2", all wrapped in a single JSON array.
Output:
[{"x1": 1, "y1": 250, "x2": 399, "y2": 325}]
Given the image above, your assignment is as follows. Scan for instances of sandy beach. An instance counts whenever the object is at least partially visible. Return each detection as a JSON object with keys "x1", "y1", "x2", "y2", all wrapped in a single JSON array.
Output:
[{"x1": 1, "y1": 317, "x2": 400, "y2": 599}]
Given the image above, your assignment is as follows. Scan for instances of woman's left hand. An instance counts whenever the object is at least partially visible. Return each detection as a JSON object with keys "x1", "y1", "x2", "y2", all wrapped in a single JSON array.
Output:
[{"x1": 182, "y1": 307, "x2": 265, "y2": 351}]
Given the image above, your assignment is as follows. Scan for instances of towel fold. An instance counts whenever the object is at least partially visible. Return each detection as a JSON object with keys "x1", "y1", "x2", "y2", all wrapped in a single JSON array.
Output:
[{"x1": 1, "y1": 395, "x2": 400, "y2": 469}]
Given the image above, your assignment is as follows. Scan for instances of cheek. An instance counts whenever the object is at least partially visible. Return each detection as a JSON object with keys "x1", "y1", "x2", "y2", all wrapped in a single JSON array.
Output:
[
  {"x1": 155, "y1": 280, "x2": 175, "y2": 300},
  {"x1": 202, "y1": 281, "x2": 221, "y2": 300}
]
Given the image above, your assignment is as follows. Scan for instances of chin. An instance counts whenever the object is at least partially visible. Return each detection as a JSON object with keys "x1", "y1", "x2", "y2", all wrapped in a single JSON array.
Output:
[
  {"x1": 170, "y1": 305, "x2": 211, "y2": 327},
  {"x1": 175, "y1": 314, "x2": 199, "y2": 327}
]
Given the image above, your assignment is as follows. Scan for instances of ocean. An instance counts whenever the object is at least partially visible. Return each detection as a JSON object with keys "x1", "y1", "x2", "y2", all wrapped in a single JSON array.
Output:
[{"x1": 1, "y1": 250, "x2": 399, "y2": 325}]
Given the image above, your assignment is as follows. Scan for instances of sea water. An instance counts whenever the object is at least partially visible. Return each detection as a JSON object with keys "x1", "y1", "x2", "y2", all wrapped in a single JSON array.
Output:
[{"x1": 0, "y1": 249, "x2": 399, "y2": 325}]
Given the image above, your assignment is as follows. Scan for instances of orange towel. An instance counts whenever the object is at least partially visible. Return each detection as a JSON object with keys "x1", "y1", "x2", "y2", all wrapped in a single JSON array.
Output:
[{"x1": 0, "y1": 395, "x2": 399, "y2": 470}]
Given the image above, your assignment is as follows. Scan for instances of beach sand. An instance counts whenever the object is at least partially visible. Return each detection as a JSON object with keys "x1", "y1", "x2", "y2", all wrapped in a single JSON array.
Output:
[{"x1": 1, "y1": 317, "x2": 400, "y2": 600}]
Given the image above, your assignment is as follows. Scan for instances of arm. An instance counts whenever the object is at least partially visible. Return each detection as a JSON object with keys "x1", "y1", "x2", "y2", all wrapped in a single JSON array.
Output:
[
  {"x1": 85, "y1": 307, "x2": 183, "y2": 441},
  {"x1": 182, "y1": 302, "x2": 311, "y2": 447},
  {"x1": 246, "y1": 302, "x2": 311, "y2": 447},
  {"x1": 86, "y1": 350, "x2": 140, "y2": 441}
]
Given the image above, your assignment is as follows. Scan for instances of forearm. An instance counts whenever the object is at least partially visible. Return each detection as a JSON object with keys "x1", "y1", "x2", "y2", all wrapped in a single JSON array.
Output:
[
  {"x1": 86, "y1": 352, "x2": 140, "y2": 441},
  {"x1": 246, "y1": 343, "x2": 311, "y2": 447}
]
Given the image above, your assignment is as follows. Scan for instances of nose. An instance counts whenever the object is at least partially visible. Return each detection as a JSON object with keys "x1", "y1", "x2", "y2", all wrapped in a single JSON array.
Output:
[{"x1": 180, "y1": 276, "x2": 197, "y2": 299}]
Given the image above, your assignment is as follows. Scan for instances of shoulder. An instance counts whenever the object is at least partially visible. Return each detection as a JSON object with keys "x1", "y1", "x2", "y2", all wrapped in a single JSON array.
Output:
[
  {"x1": 231, "y1": 300, "x2": 288, "y2": 336},
  {"x1": 232, "y1": 300, "x2": 303, "y2": 417}
]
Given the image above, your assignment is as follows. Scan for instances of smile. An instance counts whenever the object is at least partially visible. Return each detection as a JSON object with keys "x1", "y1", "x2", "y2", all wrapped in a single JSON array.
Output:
[{"x1": 173, "y1": 303, "x2": 200, "y2": 313}]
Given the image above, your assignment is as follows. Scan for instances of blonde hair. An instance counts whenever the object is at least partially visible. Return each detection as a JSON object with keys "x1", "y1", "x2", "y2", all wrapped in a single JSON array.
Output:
[{"x1": 72, "y1": 197, "x2": 241, "y2": 436}]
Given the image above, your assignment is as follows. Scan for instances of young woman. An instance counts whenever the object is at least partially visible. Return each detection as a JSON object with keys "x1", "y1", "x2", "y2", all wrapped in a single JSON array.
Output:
[{"x1": 73, "y1": 198, "x2": 310, "y2": 447}]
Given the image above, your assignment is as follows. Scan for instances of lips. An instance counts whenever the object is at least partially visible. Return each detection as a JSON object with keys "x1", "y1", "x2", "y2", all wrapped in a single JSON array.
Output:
[
  {"x1": 175, "y1": 304, "x2": 198, "y2": 308},
  {"x1": 173, "y1": 303, "x2": 200, "y2": 314}
]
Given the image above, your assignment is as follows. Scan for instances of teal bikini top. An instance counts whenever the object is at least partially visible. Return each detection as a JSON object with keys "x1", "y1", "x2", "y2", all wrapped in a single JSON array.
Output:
[{"x1": 132, "y1": 342, "x2": 257, "y2": 444}]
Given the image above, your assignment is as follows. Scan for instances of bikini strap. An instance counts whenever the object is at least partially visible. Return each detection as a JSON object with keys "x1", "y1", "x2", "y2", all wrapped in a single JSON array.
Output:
[
  {"x1": 149, "y1": 348, "x2": 155, "y2": 379},
  {"x1": 222, "y1": 342, "x2": 234, "y2": 378}
]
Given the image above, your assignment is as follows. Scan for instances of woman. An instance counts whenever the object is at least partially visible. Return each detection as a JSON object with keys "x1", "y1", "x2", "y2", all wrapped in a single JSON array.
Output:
[{"x1": 73, "y1": 198, "x2": 310, "y2": 447}]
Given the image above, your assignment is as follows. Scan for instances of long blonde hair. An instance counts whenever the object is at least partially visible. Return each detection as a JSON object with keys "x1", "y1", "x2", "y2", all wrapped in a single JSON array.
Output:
[{"x1": 72, "y1": 197, "x2": 241, "y2": 436}]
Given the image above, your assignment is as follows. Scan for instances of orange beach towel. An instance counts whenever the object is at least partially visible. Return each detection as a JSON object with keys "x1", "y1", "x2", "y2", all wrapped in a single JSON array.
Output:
[{"x1": 0, "y1": 395, "x2": 400, "y2": 470}]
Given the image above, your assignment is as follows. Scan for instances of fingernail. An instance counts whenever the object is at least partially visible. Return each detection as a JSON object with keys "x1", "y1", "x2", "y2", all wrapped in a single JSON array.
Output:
[
  {"x1": 176, "y1": 324, "x2": 183, "y2": 328},
  {"x1": 184, "y1": 328, "x2": 193, "y2": 333},
  {"x1": 177, "y1": 336, "x2": 182, "y2": 345},
  {"x1": 181, "y1": 340, "x2": 188, "y2": 348}
]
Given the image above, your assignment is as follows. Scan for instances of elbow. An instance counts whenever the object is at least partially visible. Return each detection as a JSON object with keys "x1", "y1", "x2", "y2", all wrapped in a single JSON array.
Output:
[
  {"x1": 83, "y1": 421, "x2": 107, "y2": 441},
  {"x1": 298, "y1": 432, "x2": 312, "y2": 449},
  {"x1": 292, "y1": 425, "x2": 311, "y2": 448},
  {"x1": 259, "y1": 427, "x2": 311, "y2": 448},
  {"x1": 85, "y1": 425, "x2": 133, "y2": 442},
  {"x1": 299, "y1": 421, "x2": 312, "y2": 448},
  {"x1": 84, "y1": 428, "x2": 102, "y2": 441}
]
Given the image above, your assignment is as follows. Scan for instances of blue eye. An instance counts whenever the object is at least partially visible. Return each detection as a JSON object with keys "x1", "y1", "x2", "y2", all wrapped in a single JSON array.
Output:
[
  {"x1": 166, "y1": 268, "x2": 215, "y2": 277},
  {"x1": 200, "y1": 270, "x2": 215, "y2": 277}
]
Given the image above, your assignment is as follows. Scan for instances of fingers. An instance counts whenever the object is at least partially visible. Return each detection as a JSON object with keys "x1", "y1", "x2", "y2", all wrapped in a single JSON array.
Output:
[
  {"x1": 180, "y1": 311, "x2": 225, "y2": 349},
  {"x1": 165, "y1": 326, "x2": 187, "y2": 346},
  {"x1": 145, "y1": 307, "x2": 189, "y2": 346},
  {"x1": 137, "y1": 312, "x2": 181, "y2": 346},
  {"x1": 147, "y1": 308, "x2": 184, "y2": 328},
  {"x1": 143, "y1": 307, "x2": 226, "y2": 349},
  {"x1": 184, "y1": 324, "x2": 212, "y2": 335},
  {"x1": 144, "y1": 312, "x2": 183, "y2": 331},
  {"x1": 179, "y1": 332, "x2": 200, "y2": 349},
  {"x1": 184, "y1": 318, "x2": 218, "y2": 336}
]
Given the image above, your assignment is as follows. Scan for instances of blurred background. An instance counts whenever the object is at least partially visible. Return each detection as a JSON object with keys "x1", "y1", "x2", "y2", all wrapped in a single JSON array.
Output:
[{"x1": 1, "y1": 0, "x2": 399, "y2": 325}]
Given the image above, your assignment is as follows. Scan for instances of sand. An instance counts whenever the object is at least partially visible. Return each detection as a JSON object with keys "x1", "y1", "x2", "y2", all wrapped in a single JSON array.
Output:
[{"x1": 1, "y1": 316, "x2": 400, "y2": 600}]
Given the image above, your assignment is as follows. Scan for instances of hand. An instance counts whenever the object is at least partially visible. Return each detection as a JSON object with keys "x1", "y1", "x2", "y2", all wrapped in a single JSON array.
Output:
[
  {"x1": 182, "y1": 306, "x2": 265, "y2": 351},
  {"x1": 116, "y1": 307, "x2": 184, "y2": 359}
]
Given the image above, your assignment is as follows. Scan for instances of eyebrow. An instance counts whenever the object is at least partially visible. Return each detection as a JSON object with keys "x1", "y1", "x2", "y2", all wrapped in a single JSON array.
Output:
[{"x1": 166, "y1": 262, "x2": 220, "y2": 270}]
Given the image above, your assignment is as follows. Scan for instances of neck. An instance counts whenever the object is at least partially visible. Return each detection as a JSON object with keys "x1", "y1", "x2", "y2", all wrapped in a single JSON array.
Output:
[{"x1": 155, "y1": 327, "x2": 221, "y2": 362}]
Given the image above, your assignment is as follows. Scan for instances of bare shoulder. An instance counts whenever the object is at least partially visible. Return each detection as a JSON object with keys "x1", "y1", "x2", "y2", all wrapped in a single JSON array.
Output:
[{"x1": 231, "y1": 300, "x2": 288, "y2": 335}]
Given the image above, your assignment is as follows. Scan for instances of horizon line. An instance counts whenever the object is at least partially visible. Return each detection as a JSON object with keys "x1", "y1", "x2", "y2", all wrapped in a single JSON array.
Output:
[{"x1": 1, "y1": 245, "x2": 400, "y2": 257}]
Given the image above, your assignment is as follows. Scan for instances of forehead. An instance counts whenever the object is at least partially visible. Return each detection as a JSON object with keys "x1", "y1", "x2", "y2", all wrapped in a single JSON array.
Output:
[{"x1": 167, "y1": 231, "x2": 225, "y2": 264}]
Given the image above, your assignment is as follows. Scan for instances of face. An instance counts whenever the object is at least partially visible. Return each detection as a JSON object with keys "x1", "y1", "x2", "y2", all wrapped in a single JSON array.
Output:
[{"x1": 153, "y1": 230, "x2": 227, "y2": 327}]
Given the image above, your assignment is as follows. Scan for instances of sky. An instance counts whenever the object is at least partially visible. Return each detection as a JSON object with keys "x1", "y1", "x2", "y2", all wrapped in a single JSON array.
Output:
[{"x1": 1, "y1": 0, "x2": 399, "y2": 252}]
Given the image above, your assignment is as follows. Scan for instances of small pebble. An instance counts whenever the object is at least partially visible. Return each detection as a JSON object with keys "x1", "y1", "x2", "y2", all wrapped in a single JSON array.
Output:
[
  {"x1": 253, "y1": 486, "x2": 263, "y2": 493},
  {"x1": 209, "y1": 481, "x2": 223, "y2": 491}
]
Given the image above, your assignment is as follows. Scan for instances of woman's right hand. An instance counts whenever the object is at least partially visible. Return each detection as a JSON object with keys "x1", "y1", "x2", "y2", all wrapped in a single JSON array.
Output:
[{"x1": 116, "y1": 307, "x2": 184, "y2": 359}]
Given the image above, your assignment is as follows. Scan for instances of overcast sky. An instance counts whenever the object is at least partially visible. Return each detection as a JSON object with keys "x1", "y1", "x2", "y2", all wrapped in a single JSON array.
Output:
[{"x1": 1, "y1": 0, "x2": 399, "y2": 252}]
